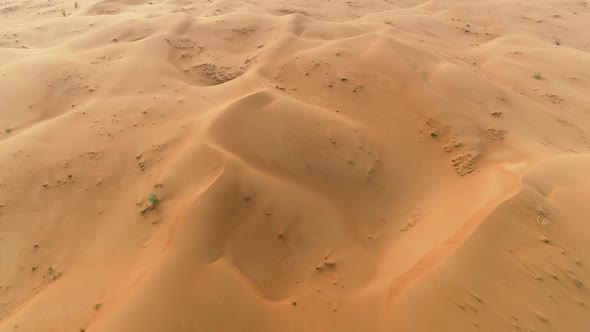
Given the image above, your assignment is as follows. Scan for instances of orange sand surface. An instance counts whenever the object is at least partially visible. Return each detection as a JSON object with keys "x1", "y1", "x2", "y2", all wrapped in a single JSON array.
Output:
[{"x1": 1, "y1": 0, "x2": 590, "y2": 331}]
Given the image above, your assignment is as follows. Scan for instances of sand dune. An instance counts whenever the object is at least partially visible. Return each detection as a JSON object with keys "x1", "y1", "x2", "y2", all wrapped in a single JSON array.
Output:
[{"x1": 1, "y1": 0, "x2": 590, "y2": 331}]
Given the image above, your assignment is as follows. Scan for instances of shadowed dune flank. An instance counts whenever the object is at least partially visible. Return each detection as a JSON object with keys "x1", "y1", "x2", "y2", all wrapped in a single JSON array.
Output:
[{"x1": 1, "y1": 0, "x2": 590, "y2": 331}]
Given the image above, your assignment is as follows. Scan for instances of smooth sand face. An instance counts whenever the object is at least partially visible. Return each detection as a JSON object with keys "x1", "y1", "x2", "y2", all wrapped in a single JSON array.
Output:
[{"x1": 1, "y1": 0, "x2": 590, "y2": 331}]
